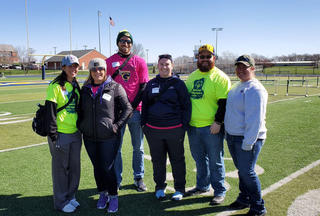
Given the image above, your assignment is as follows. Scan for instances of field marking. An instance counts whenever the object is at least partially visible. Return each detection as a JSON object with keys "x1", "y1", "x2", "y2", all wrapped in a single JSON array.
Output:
[
  {"x1": 0, "y1": 112, "x2": 11, "y2": 116},
  {"x1": 0, "y1": 142, "x2": 47, "y2": 153},
  {"x1": 0, "y1": 118, "x2": 33, "y2": 125},
  {"x1": 0, "y1": 86, "x2": 47, "y2": 91},
  {"x1": 0, "y1": 99, "x2": 41, "y2": 104},
  {"x1": 0, "y1": 116, "x2": 27, "y2": 121},
  {"x1": 268, "y1": 93, "x2": 320, "y2": 104},
  {"x1": 216, "y1": 158, "x2": 320, "y2": 216},
  {"x1": 287, "y1": 189, "x2": 320, "y2": 216}
]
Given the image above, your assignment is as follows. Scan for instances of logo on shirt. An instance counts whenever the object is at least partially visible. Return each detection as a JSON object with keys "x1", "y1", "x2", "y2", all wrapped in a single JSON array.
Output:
[
  {"x1": 190, "y1": 78, "x2": 205, "y2": 99},
  {"x1": 65, "y1": 91, "x2": 76, "y2": 114},
  {"x1": 120, "y1": 70, "x2": 131, "y2": 82}
]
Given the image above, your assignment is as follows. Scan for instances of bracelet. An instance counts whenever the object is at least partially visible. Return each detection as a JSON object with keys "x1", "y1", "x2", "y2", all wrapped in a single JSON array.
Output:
[{"x1": 214, "y1": 121, "x2": 222, "y2": 125}]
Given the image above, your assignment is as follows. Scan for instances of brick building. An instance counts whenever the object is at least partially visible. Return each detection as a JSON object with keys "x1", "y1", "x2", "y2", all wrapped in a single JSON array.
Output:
[
  {"x1": 45, "y1": 49, "x2": 107, "y2": 70},
  {"x1": 0, "y1": 44, "x2": 19, "y2": 64}
]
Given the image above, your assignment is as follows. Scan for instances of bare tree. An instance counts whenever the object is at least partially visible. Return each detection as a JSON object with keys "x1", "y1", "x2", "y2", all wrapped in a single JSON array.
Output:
[
  {"x1": 15, "y1": 46, "x2": 36, "y2": 63},
  {"x1": 132, "y1": 43, "x2": 145, "y2": 58}
]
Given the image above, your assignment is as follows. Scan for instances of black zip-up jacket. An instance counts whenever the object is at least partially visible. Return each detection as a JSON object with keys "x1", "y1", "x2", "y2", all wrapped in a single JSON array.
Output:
[
  {"x1": 141, "y1": 75, "x2": 191, "y2": 129},
  {"x1": 78, "y1": 78, "x2": 133, "y2": 141}
]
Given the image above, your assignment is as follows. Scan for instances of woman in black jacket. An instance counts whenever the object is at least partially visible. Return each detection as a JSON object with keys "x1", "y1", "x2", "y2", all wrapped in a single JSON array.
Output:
[
  {"x1": 78, "y1": 58, "x2": 132, "y2": 213},
  {"x1": 141, "y1": 54, "x2": 191, "y2": 201}
]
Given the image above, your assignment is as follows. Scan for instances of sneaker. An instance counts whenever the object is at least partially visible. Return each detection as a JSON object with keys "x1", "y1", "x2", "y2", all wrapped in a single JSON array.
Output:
[
  {"x1": 185, "y1": 187, "x2": 210, "y2": 196},
  {"x1": 62, "y1": 203, "x2": 76, "y2": 213},
  {"x1": 229, "y1": 200, "x2": 250, "y2": 210},
  {"x1": 108, "y1": 196, "x2": 118, "y2": 213},
  {"x1": 97, "y1": 192, "x2": 109, "y2": 209},
  {"x1": 155, "y1": 189, "x2": 166, "y2": 200},
  {"x1": 69, "y1": 198, "x2": 80, "y2": 208},
  {"x1": 171, "y1": 191, "x2": 184, "y2": 201},
  {"x1": 209, "y1": 195, "x2": 225, "y2": 205},
  {"x1": 134, "y1": 178, "x2": 147, "y2": 192},
  {"x1": 246, "y1": 209, "x2": 267, "y2": 216}
]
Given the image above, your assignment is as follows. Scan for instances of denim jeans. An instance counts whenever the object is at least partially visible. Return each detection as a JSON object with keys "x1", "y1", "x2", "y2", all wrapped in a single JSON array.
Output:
[
  {"x1": 226, "y1": 133, "x2": 266, "y2": 214},
  {"x1": 115, "y1": 110, "x2": 144, "y2": 185},
  {"x1": 187, "y1": 126, "x2": 226, "y2": 197},
  {"x1": 84, "y1": 136, "x2": 120, "y2": 195}
]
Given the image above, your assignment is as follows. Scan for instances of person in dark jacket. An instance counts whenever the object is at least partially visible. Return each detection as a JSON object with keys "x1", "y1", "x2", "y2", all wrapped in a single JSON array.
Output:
[
  {"x1": 45, "y1": 55, "x2": 82, "y2": 213},
  {"x1": 141, "y1": 54, "x2": 191, "y2": 201},
  {"x1": 78, "y1": 58, "x2": 132, "y2": 213}
]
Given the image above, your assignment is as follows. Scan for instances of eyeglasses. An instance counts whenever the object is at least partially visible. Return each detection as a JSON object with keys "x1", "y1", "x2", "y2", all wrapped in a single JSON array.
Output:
[
  {"x1": 119, "y1": 39, "x2": 132, "y2": 44},
  {"x1": 199, "y1": 55, "x2": 213, "y2": 60},
  {"x1": 90, "y1": 67, "x2": 105, "y2": 72},
  {"x1": 158, "y1": 54, "x2": 172, "y2": 62}
]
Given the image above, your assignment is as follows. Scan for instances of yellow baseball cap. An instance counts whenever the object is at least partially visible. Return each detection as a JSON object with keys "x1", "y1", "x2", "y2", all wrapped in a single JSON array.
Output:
[{"x1": 198, "y1": 44, "x2": 215, "y2": 55}]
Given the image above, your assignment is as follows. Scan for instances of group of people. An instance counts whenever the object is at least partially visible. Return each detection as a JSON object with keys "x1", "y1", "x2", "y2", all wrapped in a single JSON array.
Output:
[{"x1": 44, "y1": 30, "x2": 268, "y2": 216}]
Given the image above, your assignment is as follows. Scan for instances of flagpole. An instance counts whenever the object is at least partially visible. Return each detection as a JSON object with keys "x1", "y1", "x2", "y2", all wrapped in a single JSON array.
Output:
[
  {"x1": 97, "y1": 10, "x2": 101, "y2": 53},
  {"x1": 69, "y1": 8, "x2": 72, "y2": 54},
  {"x1": 109, "y1": 20, "x2": 111, "y2": 57}
]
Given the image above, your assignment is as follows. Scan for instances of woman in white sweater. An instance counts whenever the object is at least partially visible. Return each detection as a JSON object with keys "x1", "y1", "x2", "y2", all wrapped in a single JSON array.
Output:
[{"x1": 224, "y1": 55, "x2": 268, "y2": 216}]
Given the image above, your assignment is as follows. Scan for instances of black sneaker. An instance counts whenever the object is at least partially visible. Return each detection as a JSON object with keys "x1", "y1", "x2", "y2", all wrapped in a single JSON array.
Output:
[
  {"x1": 134, "y1": 178, "x2": 147, "y2": 192},
  {"x1": 209, "y1": 195, "x2": 225, "y2": 205},
  {"x1": 185, "y1": 187, "x2": 210, "y2": 196},
  {"x1": 246, "y1": 209, "x2": 267, "y2": 216},
  {"x1": 229, "y1": 200, "x2": 250, "y2": 210}
]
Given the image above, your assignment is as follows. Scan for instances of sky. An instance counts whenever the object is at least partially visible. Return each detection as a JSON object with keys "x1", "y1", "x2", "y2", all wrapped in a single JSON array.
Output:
[{"x1": 1, "y1": 0, "x2": 319, "y2": 63}]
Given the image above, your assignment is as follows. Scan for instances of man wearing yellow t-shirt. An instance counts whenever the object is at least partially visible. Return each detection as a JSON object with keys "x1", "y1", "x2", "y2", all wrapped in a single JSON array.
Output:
[{"x1": 185, "y1": 44, "x2": 231, "y2": 206}]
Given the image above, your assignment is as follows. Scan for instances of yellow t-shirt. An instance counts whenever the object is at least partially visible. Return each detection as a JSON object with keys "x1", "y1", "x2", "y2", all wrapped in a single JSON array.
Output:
[
  {"x1": 186, "y1": 67, "x2": 231, "y2": 127},
  {"x1": 46, "y1": 81, "x2": 79, "y2": 134}
]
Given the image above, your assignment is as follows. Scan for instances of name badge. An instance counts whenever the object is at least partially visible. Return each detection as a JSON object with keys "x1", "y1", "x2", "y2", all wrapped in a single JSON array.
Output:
[
  {"x1": 102, "y1": 93, "x2": 112, "y2": 101},
  {"x1": 152, "y1": 87, "x2": 159, "y2": 94},
  {"x1": 112, "y1": 62, "x2": 120, "y2": 68}
]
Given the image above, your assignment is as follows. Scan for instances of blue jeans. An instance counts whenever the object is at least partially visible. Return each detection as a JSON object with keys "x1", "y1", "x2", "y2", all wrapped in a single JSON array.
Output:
[
  {"x1": 115, "y1": 110, "x2": 144, "y2": 185},
  {"x1": 84, "y1": 137, "x2": 120, "y2": 195},
  {"x1": 187, "y1": 126, "x2": 226, "y2": 197},
  {"x1": 226, "y1": 133, "x2": 266, "y2": 215}
]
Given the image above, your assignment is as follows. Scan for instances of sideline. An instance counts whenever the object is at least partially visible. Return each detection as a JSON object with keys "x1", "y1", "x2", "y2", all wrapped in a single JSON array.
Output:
[
  {"x1": 0, "y1": 142, "x2": 47, "y2": 153},
  {"x1": 268, "y1": 93, "x2": 320, "y2": 104},
  {"x1": 216, "y1": 159, "x2": 320, "y2": 216}
]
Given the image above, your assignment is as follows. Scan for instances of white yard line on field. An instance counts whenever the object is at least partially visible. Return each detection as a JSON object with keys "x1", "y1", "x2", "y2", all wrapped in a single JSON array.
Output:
[
  {"x1": 0, "y1": 99, "x2": 41, "y2": 104},
  {"x1": 216, "y1": 159, "x2": 320, "y2": 216},
  {"x1": 268, "y1": 93, "x2": 320, "y2": 104},
  {"x1": 0, "y1": 116, "x2": 26, "y2": 121},
  {"x1": 0, "y1": 142, "x2": 47, "y2": 153},
  {"x1": 0, "y1": 118, "x2": 33, "y2": 125}
]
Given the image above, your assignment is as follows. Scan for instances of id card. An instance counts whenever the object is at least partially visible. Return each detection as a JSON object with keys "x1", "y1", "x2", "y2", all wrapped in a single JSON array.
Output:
[
  {"x1": 112, "y1": 62, "x2": 120, "y2": 68},
  {"x1": 102, "y1": 93, "x2": 112, "y2": 101},
  {"x1": 152, "y1": 87, "x2": 159, "y2": 94}
]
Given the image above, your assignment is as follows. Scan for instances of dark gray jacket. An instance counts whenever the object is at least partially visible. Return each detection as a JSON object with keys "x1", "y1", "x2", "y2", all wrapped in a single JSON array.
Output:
[{"x1": 78, "y1": 78, "x2": 132, "y2": 141}]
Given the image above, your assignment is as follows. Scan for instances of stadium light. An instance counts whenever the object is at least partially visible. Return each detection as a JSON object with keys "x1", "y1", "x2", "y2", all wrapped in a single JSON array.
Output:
[
  {"x1": 146, "y1": 49, "x2": 149, "y2": 65},
  {"x1": 211, "y1": 28, "x2": 223, "y2": 59}
]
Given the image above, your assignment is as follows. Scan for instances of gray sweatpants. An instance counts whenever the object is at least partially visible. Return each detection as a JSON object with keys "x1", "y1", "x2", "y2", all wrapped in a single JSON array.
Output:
[{"x1": 47, "y1": 131, "x2": 82, "y2": 210}]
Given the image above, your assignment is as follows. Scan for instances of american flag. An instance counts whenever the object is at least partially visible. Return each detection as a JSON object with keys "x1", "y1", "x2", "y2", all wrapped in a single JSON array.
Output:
[{"x1": 109, "y1": 17, "x2": 115, "y2": 26}]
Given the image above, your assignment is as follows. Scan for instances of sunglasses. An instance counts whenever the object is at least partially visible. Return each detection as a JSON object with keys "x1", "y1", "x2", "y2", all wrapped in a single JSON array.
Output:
[
  {"x1": 158, "y1": 54, "x2": 172, "y2": 61},
  {"x1": 90, "y1": 67, "x2": 105, "y2": 72},
  {"x1": 199, "y1": 55, "x2": 213, "y2": 60},
  {"x1": 119, "y1": 39, "x2": 132, "y2": 44}
]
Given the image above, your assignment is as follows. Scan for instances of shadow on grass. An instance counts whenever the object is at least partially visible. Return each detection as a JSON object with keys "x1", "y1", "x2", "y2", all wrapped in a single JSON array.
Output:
[{"x1": 0, "y1": 186, "x2": 230, "y2": 216}]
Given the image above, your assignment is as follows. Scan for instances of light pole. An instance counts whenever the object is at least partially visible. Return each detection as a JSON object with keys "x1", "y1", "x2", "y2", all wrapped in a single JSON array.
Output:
[
  {"x1": 97, "y1": 10, "x2": 102, "y2": 53},
  {"x1": 211, "y1": 28, "x2": 223, "y2": 59},
  {"x1": 53, "y1": 46, "x2": 57, "y2": 54},
  {"x1": 146, "y1": 49, "x2": 149, "y2": 65}
]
